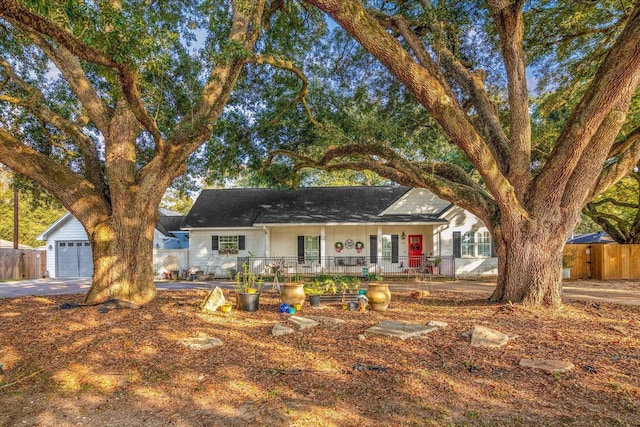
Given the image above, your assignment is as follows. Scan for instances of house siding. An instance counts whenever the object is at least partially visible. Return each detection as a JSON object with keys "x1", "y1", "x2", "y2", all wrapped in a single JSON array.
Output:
[
  {"x1": 381, "y1": 188, "x2": 451, "y2": 216},
  {"x1": 440, "y1": 206, "x2": 497, "y2": 276},
  {"x1": 40, "y1": 213, "x2": 188, "y2": 278},
  {"x1": 188, "y1": 229, "x2": 266, "y2": 277},
  {"x1": 41, "y1": 216, "x2": 89, "y2": 278}
]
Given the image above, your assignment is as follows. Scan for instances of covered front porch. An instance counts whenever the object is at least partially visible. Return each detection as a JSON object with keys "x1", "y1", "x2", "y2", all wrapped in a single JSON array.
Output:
[{"x1": 232, "y1": 254, "x2": 456, "y2": 281}]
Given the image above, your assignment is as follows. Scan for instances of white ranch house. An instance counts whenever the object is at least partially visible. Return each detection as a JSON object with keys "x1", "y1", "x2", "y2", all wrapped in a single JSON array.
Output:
[
  {"x1": 37, "y1": 186, "x2": 497, "y2": 279},
  {"x1": 183, "y1": 186, "x2": 497, "y2": 279}
]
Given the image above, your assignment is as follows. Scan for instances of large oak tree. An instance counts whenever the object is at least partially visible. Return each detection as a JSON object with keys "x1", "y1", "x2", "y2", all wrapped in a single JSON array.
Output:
[
  {"x1": 0, "y1": 0, "x2": 270, "y2": 304},
  {"x1": 284, "y1": 0, "x2": 640, "y2": 305}
]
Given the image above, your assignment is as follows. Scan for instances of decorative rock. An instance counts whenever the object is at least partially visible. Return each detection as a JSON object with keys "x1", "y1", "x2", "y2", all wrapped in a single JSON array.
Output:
[
  {"x1": 427, "y1": 320, "x2": 448, "y2": 328},
  {"x1": 411, "y1": 290, "x2": 430, "y2": 299},
  {"x1": 358, "y1": 334, "x2": 366, "y2": 341},
  {"x1": 470, "y1": 325, "x2": 509, "y2": 348},
  {"x1": 272, "y1": 324, "x2": 295, "y2": 337},
  {"x1": 364, "y1": 320, "x2": 438, "y2": 340},
  {"x1": 304, "y1": 315, "x2": 346, "y2": 325},
  {"x1": 288, "y1": 316, "x2": 320, "y2": 331},
  {"x1": 179, "y1": 337, "x2": 223, "y2": 350},
  {"x1": 519, "y1": 358, "x2": 575, "y2": 373},
  {"x1": 201, "y1": 287, "x2": 226, "y2": 313}
]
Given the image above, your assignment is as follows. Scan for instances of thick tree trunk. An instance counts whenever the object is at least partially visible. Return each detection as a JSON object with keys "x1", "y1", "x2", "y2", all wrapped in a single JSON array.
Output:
[
  {"x1": 490, "y1": 227, "x2": 567, "y2": 306},
  {"x1": 83, "y1": 205, "x2": 159, "y2": 306}
]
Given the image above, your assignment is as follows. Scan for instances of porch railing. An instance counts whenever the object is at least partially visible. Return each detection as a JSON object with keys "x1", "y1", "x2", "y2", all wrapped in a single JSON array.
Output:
[{"x1": 228, "y1": 255, "x2": 455, "y2": 280}]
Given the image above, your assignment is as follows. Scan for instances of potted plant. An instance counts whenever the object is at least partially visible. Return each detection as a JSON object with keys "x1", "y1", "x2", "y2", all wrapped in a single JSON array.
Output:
[
  {"x1": 432, "y1": 256, "x2": 442, "y2": 274},
  {"x1": 304, "y1": 280, "x2": 326, "y2": 307},
  {"x1": 281, "y1": 281, "x2": 306, "y2": 306},
  {"x1": 365, "y1": 272, "x2": 391, "y2": 311},
  {"x1": 332, "y1": 275, "x2": 360, "y2": 309},
  {"x1": 232, "y1": 254, "x2": 263, "y2": 311},
  {"x1": 562, "y1": 253, "x2": 574, "y2": 278}
]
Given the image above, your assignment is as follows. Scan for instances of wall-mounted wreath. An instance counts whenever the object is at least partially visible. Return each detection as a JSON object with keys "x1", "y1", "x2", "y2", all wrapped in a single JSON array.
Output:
[
  {"x1": 355, "y1": 241, "x2": 365, "y2": 253},
  {"x1": 335, "y1": 242, "x2": 344, "y2": 253}
]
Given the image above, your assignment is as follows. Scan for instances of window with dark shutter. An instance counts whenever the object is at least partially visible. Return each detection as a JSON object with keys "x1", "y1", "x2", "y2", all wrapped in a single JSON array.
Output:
[
  {"x1": 297, "y1": 236, "x2": 304, "y2": 264},
  {"x1": 391, "y1": 234, "x2": 399, "y2": 263},
  {"x1": 453, "y1": 231, "x2": 461, "y2": 258},
  {"x1": 212, "y1": 235, "x2": 219, "y2": 250},
  {"x1": 238, "y1": 235, "x2": 245, "y2": 250},
  {"x1": 369, "y1": 235, "x2": 377, "y2": 263}
]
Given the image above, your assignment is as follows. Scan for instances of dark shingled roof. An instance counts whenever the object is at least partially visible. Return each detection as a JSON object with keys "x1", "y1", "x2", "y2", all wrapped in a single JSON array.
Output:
[
  {"x1": 156, "y1": 215, "x2": 185, "y2": 237},
  {"x1": 183, "y1": 186, "x2": 449, "y2": 228}
]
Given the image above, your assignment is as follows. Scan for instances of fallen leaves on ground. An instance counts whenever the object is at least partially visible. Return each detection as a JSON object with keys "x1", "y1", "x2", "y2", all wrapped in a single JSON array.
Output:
[{"x1": 1, "y1": 289, "x2": 639, "y2": 426}]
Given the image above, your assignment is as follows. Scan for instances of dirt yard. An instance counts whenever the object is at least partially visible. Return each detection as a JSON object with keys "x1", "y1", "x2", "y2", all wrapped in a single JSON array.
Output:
[{"x1": 1, "y1": 287, "x2": 638, "y2": 426}]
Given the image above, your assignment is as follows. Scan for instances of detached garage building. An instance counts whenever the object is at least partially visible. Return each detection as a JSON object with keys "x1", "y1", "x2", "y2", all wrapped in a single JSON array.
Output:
[{"x1": 37, "y1": 210, "x2": 187, "y2": 278}]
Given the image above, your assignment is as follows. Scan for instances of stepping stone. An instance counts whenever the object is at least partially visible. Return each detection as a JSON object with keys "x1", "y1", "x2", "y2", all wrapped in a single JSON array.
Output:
[
  {"x1": 427, "y1": 320, "x2": 448, "y2": 328},
  {"x1": 470, "y1": 325, "x2": 509, "y2": 348},
  {"x1": 178, "y1": 337, "x2": 223, "y2": 350},
  {"x1": 304, "y1": 315, "x2": 346, "y2": 325},
  {"x1": 519, "y1": 358, "x2": 575, "y2": 373},
  {"x1": 364, "y1": 320, "x2": 438, "y2": 340},
  {"x1": 272, "y1": 324, "x2": 295, "y2": 336},
  {"x1": 288, "y1": 316, "x2": 320, "y2": 331}
]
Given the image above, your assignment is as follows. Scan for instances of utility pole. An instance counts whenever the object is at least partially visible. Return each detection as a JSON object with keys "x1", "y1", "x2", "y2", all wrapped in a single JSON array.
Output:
[{"x1": 13, "y1": 188, "x2": 18, "y2": 249}]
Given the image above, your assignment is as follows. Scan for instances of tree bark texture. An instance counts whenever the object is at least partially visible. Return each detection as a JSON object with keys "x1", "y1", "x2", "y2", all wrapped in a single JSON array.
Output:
[
  {"x1": 84, "y1": 215, "x2": 157, "y2": 305},
  {"x1": 0, "y1": 0, "x2": 265, "y2": 305},
  {"x1": 301, "y1": 0, "x2": 640, "y2": 306},
  {"x1": 490, "y1": 222, "x2": 567, "y2": 306}
]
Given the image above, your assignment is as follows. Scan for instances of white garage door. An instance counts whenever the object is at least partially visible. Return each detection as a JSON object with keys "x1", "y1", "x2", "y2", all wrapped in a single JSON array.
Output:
[{"x1": 56, "y1": 241, "x2": 93, "y2": 277}]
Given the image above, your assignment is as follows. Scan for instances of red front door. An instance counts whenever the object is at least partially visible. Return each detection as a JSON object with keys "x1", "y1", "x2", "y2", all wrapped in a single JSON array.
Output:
[{"x1": 408, "y1": 235, "x2": 422, "y2": 267}]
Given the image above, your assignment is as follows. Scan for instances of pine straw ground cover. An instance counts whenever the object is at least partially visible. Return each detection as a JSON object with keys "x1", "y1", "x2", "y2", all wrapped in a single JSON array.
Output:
[{"x1": 1, "y1": 288, "x2": 638, "y2": 427}]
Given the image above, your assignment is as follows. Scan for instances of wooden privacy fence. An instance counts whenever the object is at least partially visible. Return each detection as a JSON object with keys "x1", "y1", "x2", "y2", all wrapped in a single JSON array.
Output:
[
  {"x1": 0, "y1": 248, "x2": 47, "y2": 280},
  {"x1": 564, "y1": 244, "x2": 640, "y2": 280}
]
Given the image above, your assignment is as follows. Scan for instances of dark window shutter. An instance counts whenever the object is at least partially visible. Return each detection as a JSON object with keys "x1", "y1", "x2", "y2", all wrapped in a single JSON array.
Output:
[
  {"x1": 490, "y1": 235, "x2": 497, "y2": 257},
  {"x1": 369, "y1": 235, "x2": 377, "y2": 264},
  {"x1": 391, "y1": 234, "x2": 399, "y2": 263},
  {"x1": 212, "y1": 235, "x2": 219, "y2": 250},
  {"x1": 238, "y1": 235, "x2": 245, "y2": 250},
  {"x1": 453, "y1": 232, "x2": 461, "y2": 258},
  {"x1": 317, "y1": 236, "x2": 321, "y2": 263},
  {"x1": 297, "y1": 236, "x2": 304, "y2": 264}
]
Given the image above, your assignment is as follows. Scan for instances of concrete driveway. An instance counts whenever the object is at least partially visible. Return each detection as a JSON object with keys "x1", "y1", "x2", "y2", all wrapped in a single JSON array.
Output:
[
  {"x1": 1, "y1": 277, "x2": 638, "y2": 306},
  {"x1": 0, "y1": 278, "x2": 230, "y2": 299}
]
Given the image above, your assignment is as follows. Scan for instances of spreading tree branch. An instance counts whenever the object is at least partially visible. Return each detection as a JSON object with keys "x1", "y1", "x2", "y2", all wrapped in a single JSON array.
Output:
[
  {"x1": 2, "y1": 1, "x2": 165, "y2": 150},
  {"x1": 486, "y1": 0, "x2": 531, "y2": 193},
  {"x1": 534, "y1": 2, "x2": 640, "y2": 207},
  {"x1": 20, "y1": 29, "x2": 113, "y2": 133},
  {"x1": 267, "y1": 143, "x2": 497, "y2": 222},
  {"x1": 588, "y1": 126, "x2": 640, "y2": 199},
  {"x1": 0, "y1": 58, "x2": 106, "y2": 196},
  {"x1": 375, "y1": 9, "x2": 511, "y2": 174},
  {"x1": 304, "y1": 0, "x2": 524, "y2": 218},
  {"x1": 0, "y1": 127, "x2": 109, "y2": 225},
  {"x1": 246, "y1": 54, "x2": 322, "y2": 128}
]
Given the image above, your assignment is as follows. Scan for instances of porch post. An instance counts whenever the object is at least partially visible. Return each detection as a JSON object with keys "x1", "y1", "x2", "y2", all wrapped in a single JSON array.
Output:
[
  {"x1": 377, "y1": 226, "x2": 383, "y2": 262},
  {"x1": 320, "y1": 226, "x2": 326, "y2": 272}
]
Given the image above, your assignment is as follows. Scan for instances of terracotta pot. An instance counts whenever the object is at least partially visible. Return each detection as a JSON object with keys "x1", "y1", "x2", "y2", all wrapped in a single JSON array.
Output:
[
  {"x1": 280, "y1": 283, "x2": 306, "y2": 306},
  {"x1": 366, "y1": 283, "x2": 391, "y2": 311}
]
